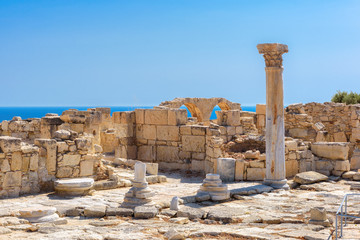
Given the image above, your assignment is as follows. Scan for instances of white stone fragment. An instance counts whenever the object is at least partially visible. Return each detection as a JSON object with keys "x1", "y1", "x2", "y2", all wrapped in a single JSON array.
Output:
[{"x1": 170, "y1": 196, "x2": 180, "y2": 211}]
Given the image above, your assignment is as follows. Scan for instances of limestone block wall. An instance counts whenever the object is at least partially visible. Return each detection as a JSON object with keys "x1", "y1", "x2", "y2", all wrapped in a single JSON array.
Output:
[
  {"x1": 255, "y1": 104, "x2": 266, "y2": 134},
  {"x1": 311, "y1": 142, "x2": 351, "y2": 176},
  {"x1": 0, "y1": 134, "x2": 101, "y2": 198},
  {"x1": 239, "y1": 111, "x2": 258, "y2": 134},
  {"x1": 284, "y1": 104, "x2": 316, "y2": 142},
  {"x1": 59, "y1": 107, "x2": 137, "y2": 156},
  {"x1": 54, "y1": 137, "x2": 100, "y2": 179},
  {"x1": 134, "y1": 108, "x2": 189, "y2": 169},
  {"x1": 178, "y1": 125, "x2": 209, "y2": 171},
  {"x1": 205, "y1": 126, "x2": 223, "y2": 173},
  {"x1": 304, "y1": 103, "x2": 360, "y2": 143},
  {"x1": 351, "y1": 148, "x2": 360, "y2": 170},
  {"x1": 0, "y1": 136, "x2": 41, "y2": 198},
  {"x1": 100, "y1": 129, "x2": 117, "y2": 153},
  {"x1": 285, "y1": 102, "x2": 360, "y2": 145},
  {"x1": 215, "y1": 110, "x2": 256, "y2": 142},
  {"x1": 40, "y1": 115, "x2": 64, "y2": 139},
  {"x1": 233, "y1": 138, "x2": 314, "y2": 181},
  {"x1": 4, "y1": 99, "x2": 360, "y2": 198},
  {"x1": 285, "y1": 139, "x2": 315, "y2": 176},
  {"x1": 0, "y1": 117, "x2": 41, "y2": 141},
  {"x1": 0, "y1": 108, "x2": 122, "y2": 198},
  {"x1": 60, "y1": 108, "x2": 103, "y2": 144},
  {"x1": 113, "y1": 111, "x2": 136, "y2": 159}
]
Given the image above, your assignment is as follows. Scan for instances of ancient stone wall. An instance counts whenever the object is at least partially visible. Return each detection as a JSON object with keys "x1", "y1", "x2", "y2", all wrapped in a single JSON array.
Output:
[
  {"x1": 311, "y1": 142, "x2": 352, "y2": 176},
  {"x1": 130, "y1": 108, "x2": 260, "y2": 173},
  {"x1": 1, "y1": 99, "x2": 360, "y2": 198},
  {"x1": 133, "y1": 108, "x2": 191, "y2": 169},
  {"x1": 0, "y1": 117, "x2": 41, "y2": 141},
  {"x1": 215, "y1": 110, "x2": 257, "y2": 142},
  {"x1": 255, "y1": 104, "x2": 266, "y2": 134},
  {"x1": 0, "y1": 136, "x2": 40, "y2": 198},
  {"x1": 0, "y1": 134, "x2": 102, "y2": 198},
  {"x1": 113, "y1": 111, "x2": 137, "y2": 159},
  {"x1": 60, "y1": 108, "x2": 103, "y2": 144},
  {"x1": 0, "y1": 108, "x2": 109, "y2": 198},
  {"x1": 284, "y1": 104, "x2": 316, "y2": 141},
  {"x1": 226, "y1": 138, "x2": 314, "y2": 181},
  {"x1": 285, "y1": 102, "x2": 360, "y2": 144}
]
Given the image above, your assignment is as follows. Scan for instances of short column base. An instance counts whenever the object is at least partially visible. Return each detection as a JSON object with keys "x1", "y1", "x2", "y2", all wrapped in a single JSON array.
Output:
[{"x1": 263, "y1": 179, "x2": 289, "y2": 190}]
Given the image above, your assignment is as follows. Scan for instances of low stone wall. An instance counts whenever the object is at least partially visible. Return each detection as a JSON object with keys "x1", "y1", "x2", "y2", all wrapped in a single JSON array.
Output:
[
  {"x1": 0, "y1": 117, "x2": 41, "y2": 141},
  {"x1": 0, "y1": 135, "x2": 101, "y2": 198},
  {"x1": 216, "y1": 110, "x2": 256, "y2": 142},
  {"x1": 232, "y1": 138, "x2": 314, "y2": 181},
  {"x1": 311, "y1": 142, "x2": 352, "y2": 176},
  {"x1": 0, "y1": 136, "x2": 41, "y2": 198},
  {"x1": 60, "y1": 108, "x2": 106, "y2": 144},
  {"x1": 285, "y1": 102, "x2": 360, "y2": 144},
  {"x1": 55, "y1": 138, "x2": 100, "y2": 179},
  {"x1": 285, "y1": 104, "x2": 316, "y2": 141}
]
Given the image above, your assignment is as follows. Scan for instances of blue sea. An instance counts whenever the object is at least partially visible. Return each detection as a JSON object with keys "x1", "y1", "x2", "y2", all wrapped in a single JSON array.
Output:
[{"x1": 0, "y1": 106, "x2": 256, "y2": 122}]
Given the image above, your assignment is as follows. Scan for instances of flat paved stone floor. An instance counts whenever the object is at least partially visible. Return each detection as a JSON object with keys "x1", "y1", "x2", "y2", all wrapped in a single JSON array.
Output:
[{"x1": 1, "y1": 171, "x2": 360, "y2": 239}]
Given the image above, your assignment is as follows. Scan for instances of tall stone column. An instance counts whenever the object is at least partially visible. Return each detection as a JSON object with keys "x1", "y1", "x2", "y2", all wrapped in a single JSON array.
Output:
[{"x1": 257, "y1": 43, "x2": 289, "y2": 189}]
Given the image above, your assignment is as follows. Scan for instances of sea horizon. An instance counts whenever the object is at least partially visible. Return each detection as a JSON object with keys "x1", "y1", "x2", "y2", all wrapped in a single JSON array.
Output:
[{"x1": 0, "y1": 106, "x2": 257, "y2": 122}]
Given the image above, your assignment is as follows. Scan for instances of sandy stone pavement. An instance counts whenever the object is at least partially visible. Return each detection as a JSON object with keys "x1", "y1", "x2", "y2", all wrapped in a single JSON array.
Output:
[{"x1": 1, "y1": 171, "x2": 360, "y2": 239}]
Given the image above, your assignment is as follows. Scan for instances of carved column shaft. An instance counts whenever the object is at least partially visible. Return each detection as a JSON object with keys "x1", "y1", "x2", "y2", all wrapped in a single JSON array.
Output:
[{"x1": 257, "y1": 43, "x2": 289, "y2": 189}]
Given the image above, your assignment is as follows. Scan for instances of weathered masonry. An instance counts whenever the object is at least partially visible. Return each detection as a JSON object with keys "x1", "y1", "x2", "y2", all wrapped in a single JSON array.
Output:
[{"x1": 1, "y1": 95, "x2": 360, "y2": 198}]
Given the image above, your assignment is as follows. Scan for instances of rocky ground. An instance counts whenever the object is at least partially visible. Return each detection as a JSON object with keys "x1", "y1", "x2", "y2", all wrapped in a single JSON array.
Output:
[{"x1": 1, "y1": 170, "x2": 360, "y2": 240}]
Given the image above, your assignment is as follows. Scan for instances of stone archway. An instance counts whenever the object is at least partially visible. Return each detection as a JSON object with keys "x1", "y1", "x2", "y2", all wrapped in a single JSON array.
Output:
[
  {"x1": 159, "y1": 98, "x2": 241, "y2": 122},
  {"x1": 217, "y1": 101, "x2": 231, "y2": 111},
  {"x1": 183, "y1": 102, "x2": 203, "y2": 122}
]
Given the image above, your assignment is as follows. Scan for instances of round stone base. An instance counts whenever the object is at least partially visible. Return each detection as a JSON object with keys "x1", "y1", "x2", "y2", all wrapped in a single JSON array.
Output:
[
  {"x1": 18, "y1": 206, "x2": 60, "y2": 223},
  {"x1": 132, "y1": 181, "x2": 148, "y2": 188},
  {"x1": 200, "y1": 185, "x2": 227, "y2": 192},
  {"x1": 54, "y1": 178, "x2": 94, "y2": 196},
  {"x1": 206, "y1": 174, "x2": 220, "y2": 180},
  {"x1": 263, "y1": 178, "x2": 289, "y2": 190},
  {"x1": 121, "y1": 197, "x2": 155, "y2": 209},
  {"x1": 136, "y1": 189, "x2": 155, "y2": 199},
  {"x1": 203, "y1": 179, "x2": 223, "y2": 186},
  {"x1": 123, "y1": 197, "x2": 153, "y2": 204},
  {"x1": 210, "y1": 191, "x2": 230, "y2": 201},
  {"x1": 19, "y1": 206, "x2": 57, "y2": 218}
]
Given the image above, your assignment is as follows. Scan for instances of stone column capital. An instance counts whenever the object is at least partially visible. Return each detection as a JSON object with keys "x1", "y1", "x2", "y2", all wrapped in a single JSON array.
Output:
[{"x1": 257, "y1": 43, "x2": 288, "y2": 67}]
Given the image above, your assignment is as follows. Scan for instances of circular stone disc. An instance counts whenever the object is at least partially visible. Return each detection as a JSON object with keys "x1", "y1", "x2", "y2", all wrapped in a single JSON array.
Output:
[
  {"x1": 206, "y1": 174, "x2": 220, "y2": 180},
  {"x1": 54, "y1": 178, "x2": 94, "y2": 188},
  {"x1": 19, "y1": 206, "x2": 57, "y2": 218}
]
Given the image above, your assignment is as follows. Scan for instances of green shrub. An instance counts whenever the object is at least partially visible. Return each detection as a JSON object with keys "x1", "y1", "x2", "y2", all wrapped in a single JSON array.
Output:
[
  {"x1": 331, "y1": 90, "x2": 348, "y2": 103},
  {"x1": 331, "y1": 90, "x2": 360, "y2": 104}
]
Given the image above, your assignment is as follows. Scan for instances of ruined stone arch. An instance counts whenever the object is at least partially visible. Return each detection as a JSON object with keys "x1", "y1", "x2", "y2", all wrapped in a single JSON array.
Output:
[
  {"x1": 159, "y1": 98, "x2": 241, "y2": 122},
  {"x1": 217, "y1": 101, "x2": 231, "y2": 111},
  {"x1": 183, "y1": 102, "x2": 203, "y2": 122}
]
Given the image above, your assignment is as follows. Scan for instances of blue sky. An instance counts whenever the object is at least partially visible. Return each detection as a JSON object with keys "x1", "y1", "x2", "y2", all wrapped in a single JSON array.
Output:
[{"x1": 0, "y1": 0, "x2": 359, "y2": 106}]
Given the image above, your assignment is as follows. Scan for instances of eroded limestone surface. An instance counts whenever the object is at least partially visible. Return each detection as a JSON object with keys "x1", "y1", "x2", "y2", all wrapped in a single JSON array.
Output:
[{"x1": 0, "y1": 172, "x2": 359, "y2": 239}]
